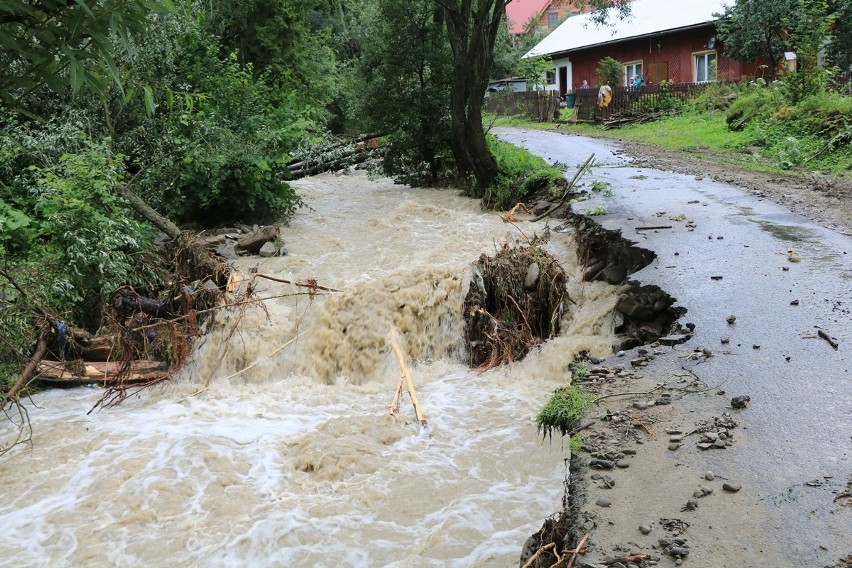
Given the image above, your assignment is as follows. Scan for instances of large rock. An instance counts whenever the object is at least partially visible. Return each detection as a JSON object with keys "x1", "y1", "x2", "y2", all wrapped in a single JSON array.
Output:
[
  {"x1": 259, "y1": 241, "x2": 278, "y2": 257},
  {"x1": 615, "y1": 294, "x2": 654, "y2": 321},
  {"x1": 237, "y1": 225, "x2": 279, "y2": 253}
]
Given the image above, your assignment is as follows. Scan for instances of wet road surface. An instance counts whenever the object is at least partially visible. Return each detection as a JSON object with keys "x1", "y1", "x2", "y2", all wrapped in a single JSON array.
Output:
[{"x1": 496, "y1": 127, "x2": 852, "y2": 566}]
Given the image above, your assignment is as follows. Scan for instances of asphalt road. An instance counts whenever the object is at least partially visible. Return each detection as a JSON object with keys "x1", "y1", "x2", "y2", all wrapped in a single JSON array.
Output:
[{"x1": 496, "y1": 127, "x2": 852, "y2": 566}]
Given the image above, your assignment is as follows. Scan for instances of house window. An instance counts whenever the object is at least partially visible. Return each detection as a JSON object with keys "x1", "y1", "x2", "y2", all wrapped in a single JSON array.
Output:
[
  {"x1": 546, "y1": 70, "x2": 556, "y2": 85},
  {"x1": 624, "y1": 61, "x2": 643, "y2": 86},
  {"x1": 547, "y1": 11, "x2": 558, "y2": 28},
  {"x1": 694, "y1": 51, "x2": 717, "y2": 83}
]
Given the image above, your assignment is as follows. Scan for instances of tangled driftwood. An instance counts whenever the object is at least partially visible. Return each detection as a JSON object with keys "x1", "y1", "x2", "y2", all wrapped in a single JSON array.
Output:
[{"x1": 463, "y1": 232, "x2": 568, "y2": 369}]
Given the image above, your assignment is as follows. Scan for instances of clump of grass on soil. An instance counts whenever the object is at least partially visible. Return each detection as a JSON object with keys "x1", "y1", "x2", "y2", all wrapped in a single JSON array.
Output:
[{"x1": 536, "y1": 385, "x2": 593, "y2": 440}]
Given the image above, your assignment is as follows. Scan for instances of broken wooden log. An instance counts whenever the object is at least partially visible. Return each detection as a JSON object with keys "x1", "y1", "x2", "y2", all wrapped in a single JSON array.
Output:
[
  {"x1": 76, "y1": 334, "x2": 116, "y2": 362},
  {"x1": 5, "y1": 330, "x2": 49, "y2": 402},
  {"x1": 289, "y1": 150, "x2": 377, "y2": 180},
  {"x1": 114, "y1": 184, "x2": 181, "y2": 240},
  {"x1": 36, "y1": 360, "x2": 169, "y2": 385},
  {"x1": 112, "y1": 286, "x2": 170, "y2": 318},
  {"x1": 285, "y1": 133, "x2": 382, "y2": 170}
]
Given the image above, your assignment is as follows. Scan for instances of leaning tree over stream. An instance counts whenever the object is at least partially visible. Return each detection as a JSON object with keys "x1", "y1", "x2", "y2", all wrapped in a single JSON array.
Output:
[{"x1": 433, "y1": 0, "x2": 630, "y2": 194}]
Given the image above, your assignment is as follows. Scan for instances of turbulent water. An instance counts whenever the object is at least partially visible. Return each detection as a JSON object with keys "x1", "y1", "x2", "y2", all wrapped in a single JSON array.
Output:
[{"x1": 0, "y1": 171, "x2": 621, "y2": 567}]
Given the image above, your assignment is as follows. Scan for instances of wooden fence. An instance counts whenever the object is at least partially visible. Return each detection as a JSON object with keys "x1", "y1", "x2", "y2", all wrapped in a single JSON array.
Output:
[
  {"x1": 484, "y1": 90, "x2": 561, "y2": 122},
  {"x1": 488, "y1": 74, "x2": 850, "y2": 125},
  {"x1": 572, "y1": 82, "x2": 709, "y2": 122}
]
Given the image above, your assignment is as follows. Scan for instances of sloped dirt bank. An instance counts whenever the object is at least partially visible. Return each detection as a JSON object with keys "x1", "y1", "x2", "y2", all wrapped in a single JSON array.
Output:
[{"x1": 570, "y1": 214, "x2": 687, "y2": 351}]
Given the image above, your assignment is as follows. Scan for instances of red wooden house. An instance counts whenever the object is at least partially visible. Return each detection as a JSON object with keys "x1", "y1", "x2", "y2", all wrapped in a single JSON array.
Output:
[{"x1": 526, "y1": 0, "x2": 758, "y2": 98}]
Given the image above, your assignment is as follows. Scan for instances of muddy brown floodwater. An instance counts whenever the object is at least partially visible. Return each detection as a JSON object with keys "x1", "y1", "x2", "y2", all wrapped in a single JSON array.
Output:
[{"x1": 1, "y1": 171, "x2": 622, "y2": 567}]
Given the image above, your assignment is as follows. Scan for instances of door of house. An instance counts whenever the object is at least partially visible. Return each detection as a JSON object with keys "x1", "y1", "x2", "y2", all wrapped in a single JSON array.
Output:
[
  {"x1": 648, "y1": 62, "x2": 669, "y2": 84},
  {"x1": 559, "y1": 66, "x2": 568, "y2": 97}
]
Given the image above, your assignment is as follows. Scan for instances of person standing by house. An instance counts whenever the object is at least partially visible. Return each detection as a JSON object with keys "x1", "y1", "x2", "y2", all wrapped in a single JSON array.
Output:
[{"x1": 580, "y1": 80, "x2": 590, "y2": 89}]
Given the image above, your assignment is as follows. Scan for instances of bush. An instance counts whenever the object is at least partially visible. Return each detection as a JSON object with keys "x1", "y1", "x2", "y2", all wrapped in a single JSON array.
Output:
[
  {"x1": 725, "y1": 83, "x2": 786, "y2": 131},
  {"x1": 596, "y1": 56, "x2": 622, "y2": 87},
  {"x1": 29, "y1": 140, "x2": 154, "y2": 325},
  {"x1": 120, "y1": 46, "x2": 308, "y2": 228}
]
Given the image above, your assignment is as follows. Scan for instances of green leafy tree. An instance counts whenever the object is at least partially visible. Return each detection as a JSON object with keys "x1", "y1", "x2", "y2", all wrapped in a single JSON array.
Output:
[
  {"x1": 437, "y1": 0, "x2": 508, "y2": 192},
  {"x1": 826, "y1": 0, "x2": 852, "y2": 69},
  {"x1": 202, "y1": 0, "x2": 337, "y2": 117},
  {"x1": 0, "y1": 0, "x2": 176, "y2": 104},
  {"x1": 715, "y1": 0, "x2": 796, "y2": 80},
  {"x1": 435, "y1": 0, "x2": 630, "y2": 194},
  {"x1": 517, "y1": 54, "x2": 553, "y2": 90},
  {"x1": 782, "y1": 0, "x2": 836, "y2": 101},
  {"x1": 351, "y1": 0, "x2": 452, "y2": 183}
]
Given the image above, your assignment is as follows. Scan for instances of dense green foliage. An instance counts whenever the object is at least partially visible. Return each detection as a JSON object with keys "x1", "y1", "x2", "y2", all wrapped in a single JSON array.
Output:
[
  {"x1": 346, "y1": 0, "x2": 452, "y2": 184},
  {"x1": 596, "y1": 56, "x2": 623, "y2": 87},
  {"x1": 0, "y1": 0, "x2": 330, "y2": 376},
  {"x1": 0, "y1": 0, "x2": 177, "y2": 105},
  {"x1": 715, "y1": 0, "x2": 794, "y2": 80}
]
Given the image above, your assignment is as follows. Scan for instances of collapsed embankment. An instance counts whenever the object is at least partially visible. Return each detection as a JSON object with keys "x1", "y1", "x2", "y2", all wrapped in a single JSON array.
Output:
[{"x1": 520, "y1": 212, "x2": 689, "y2": 568}]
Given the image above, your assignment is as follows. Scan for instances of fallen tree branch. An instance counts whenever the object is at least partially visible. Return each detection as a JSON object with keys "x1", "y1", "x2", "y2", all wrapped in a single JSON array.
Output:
[
  {"x1": 252, "y1": 273, "x2": 342, "y2": 293},
  {"x1": 593, "y1": 384, "x2": 664, "y2": 404},
  {"x1": 635, "y1": 225, "x2": 673, "y2": 231},
  {"x1": 601, "y1": 554, "x2": 649, "y2": 565},
  {"x1": 115, "y1": 184, "x2": 181, "y2": 240},
  {"x1": 817, "y1": 328, "x2": 839, "y2": 349},
  {"x1": 521, "y1": 543, "x2": 556, "y2": 568},
  {"x1": 565, "y1": 533, "x2": 590, "y2": 568}
]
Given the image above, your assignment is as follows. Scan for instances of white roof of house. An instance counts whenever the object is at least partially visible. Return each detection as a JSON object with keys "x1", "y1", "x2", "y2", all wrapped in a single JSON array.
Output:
[{"x1": 526, "y1": 0, "x2": 731, "y2": 57}]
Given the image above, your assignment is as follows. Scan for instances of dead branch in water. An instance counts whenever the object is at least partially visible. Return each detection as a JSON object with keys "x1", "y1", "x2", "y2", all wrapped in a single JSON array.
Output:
[
  {"x1": 521, "y1": 543, "x2": 556, "y2": 568},
  {"x1": 388, "y1": 332, "x2": 426, "y2": 425},
  {"x1": 5, "y1": 330, "x2": 49, "y2": 403},
  {"x1": 252, "y1": 273, "x2": 342, "y2": 293},
  {"x1": 0, "y1": 401, "x2": 33, "y2": 457}
]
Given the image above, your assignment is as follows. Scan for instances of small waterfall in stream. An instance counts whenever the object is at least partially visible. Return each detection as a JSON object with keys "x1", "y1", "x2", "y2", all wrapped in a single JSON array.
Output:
[{"x1": 0, "y1": 171, "x2": 622, "y2": 567}]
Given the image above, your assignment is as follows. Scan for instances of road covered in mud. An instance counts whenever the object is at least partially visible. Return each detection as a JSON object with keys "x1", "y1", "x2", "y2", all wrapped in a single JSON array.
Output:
[{"x1": 497, "y1": 128, "x2": 852, "y2": 568}]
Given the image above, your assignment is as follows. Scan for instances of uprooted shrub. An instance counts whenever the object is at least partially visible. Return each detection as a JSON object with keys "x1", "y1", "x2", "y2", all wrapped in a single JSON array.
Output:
[{"x1": 463, "y1": 232, "x2": 567, "y2": 368}]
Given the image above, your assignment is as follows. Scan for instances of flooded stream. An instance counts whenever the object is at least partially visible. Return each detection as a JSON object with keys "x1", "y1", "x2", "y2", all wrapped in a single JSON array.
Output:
[{"x1": 0, "y1": 171, "x2": 622, "y2": 566}]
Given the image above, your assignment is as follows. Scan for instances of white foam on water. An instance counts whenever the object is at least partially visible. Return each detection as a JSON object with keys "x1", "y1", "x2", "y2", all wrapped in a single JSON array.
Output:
[{"x1": 0, "y1": 171, "x2": 620, "y2": 567}]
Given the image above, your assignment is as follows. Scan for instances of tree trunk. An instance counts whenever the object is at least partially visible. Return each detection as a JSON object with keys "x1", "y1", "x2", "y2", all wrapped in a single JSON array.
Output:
[
  {"x1": 115, "y1": 184, "x2": 181, "y2": 240},
  {"x1": 441, "y1": 0, "x2": 507, "y2": 193}
]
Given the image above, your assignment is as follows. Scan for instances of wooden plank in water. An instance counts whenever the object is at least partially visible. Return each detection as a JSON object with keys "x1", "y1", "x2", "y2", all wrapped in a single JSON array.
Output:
[{"x1": 37, "y1": 360, "x2": 169, "y2": 385}]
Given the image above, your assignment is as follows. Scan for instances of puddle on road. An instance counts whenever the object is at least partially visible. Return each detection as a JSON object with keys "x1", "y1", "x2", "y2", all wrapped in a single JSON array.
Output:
[{"x1": 752, "y1": 220, "x2": 816, "y2": 243}]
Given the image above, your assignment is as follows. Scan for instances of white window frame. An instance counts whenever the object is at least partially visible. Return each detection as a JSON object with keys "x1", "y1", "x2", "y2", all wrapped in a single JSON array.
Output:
[
  {"x1": 693, "y1": 50, "x2": 717, "y2": 83},
  {"x1": 624, "y1": 61, "x2": 643, "y2": 86}
]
